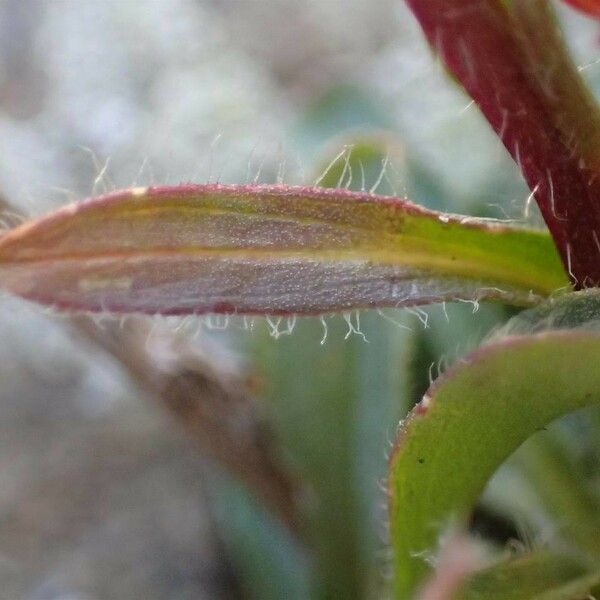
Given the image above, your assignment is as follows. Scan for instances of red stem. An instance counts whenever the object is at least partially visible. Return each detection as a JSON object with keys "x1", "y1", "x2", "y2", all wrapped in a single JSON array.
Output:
[
  {"x1": 406, "y1": 0, "x2": 600, "y2": 287},
  {"x1": 562, "y1": 0, "x2": 600, "y2": 18}
]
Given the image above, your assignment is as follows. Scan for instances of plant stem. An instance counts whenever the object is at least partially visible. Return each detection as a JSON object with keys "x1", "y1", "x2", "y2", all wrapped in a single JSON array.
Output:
[{"x1": 405, "y1": 0, "x2": 600, "y2": 287}]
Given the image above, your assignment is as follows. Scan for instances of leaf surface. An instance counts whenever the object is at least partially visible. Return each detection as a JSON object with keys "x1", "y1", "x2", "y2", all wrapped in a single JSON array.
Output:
[
  {"x1": 388, "y1": 289, "x2": 600, "y2": 597},
  {"x1": 0, "y1": 184, "x2": 566, "y2": 315}
]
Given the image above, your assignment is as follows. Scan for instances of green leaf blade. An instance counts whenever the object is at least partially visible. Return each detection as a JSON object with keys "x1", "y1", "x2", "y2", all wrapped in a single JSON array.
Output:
[{"x1": 389, "y1": 290, "x2": 600, "y2": 597}]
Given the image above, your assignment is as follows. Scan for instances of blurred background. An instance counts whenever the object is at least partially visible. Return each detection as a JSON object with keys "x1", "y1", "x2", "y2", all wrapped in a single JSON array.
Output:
[{"x1": 0, "y1": 1, "x2": 598, "y2": 598}]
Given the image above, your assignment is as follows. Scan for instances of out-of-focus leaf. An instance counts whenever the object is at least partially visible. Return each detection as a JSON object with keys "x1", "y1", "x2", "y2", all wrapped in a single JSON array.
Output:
[
  {"x1": 458, "y1": 552, "x2": 600, "y2": 600},
  {"x1": 252, "y1": 311, "x2": 413, "y2": 599},
  {"x1": 294, "y1": 84, "x2": 392, "y2": 159},
  {"x1": 388, "y1": 289, "x2": 600, "y2": 597},
  {"x1": 209, "y1": 474, "x2": 312, "y2": 600},
  {"x1": 314, "y1": 133, "x2": 406, "y2": 197},
  {"x1": 416, "y1": 534, "x2": 484, "y2": 600},
  {"x1": 497, "y1": 286, "x2": 600, "y2": 335},
  {"x1": 0, "y1": 184, "x2": 567, "y2": 315}
]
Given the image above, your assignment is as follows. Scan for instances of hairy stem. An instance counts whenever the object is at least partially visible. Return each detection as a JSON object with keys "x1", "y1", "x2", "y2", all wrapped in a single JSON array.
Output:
[{"x1": 405, "y1": 0, "x2": 600, "y2": 286}]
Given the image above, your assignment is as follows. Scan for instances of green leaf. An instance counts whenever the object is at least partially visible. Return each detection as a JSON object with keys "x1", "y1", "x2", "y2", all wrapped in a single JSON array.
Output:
[
  {"x1": 245, "y1": 139, "x2": 415, "y2": 598},
  {"x1": 293, "y1": 84, "x2": 392, "y2": 159},
  {"x1": 0, "y1": 184, "x2": 567, "y2": 315},
  {"x1": 458, "y1": 552, "x2": 600, "y2": 600},
  {"x1": 312, "y1": 133, "x2": 406, "y2": 197},
  {"x1": 388, "y1": 289, "x2": 600, "y2": 597}
]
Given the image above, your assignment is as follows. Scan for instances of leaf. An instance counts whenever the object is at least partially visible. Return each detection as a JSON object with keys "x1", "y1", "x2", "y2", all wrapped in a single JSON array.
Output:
[
  {"x1": 0, "y1": 184, "x2": 567, "y2": 315},
  {"x1": 458, "y1": 551, "x2": 600, "y2": 600},
  {"x1": 293, "y1": 84, "x2": 392, "y2": 159},
  {"x1": 313, "y1": 133, "x2": 406, "y2": 196},
  {"x1": 388, "y1": 289, "x2": 600, "y2": 597},
  {"x1": 252, "y1": 312, "x2": 413, "y2": 598},
  {"x1": 208, "y1": 475, "x2": 313, "y2": 600}
]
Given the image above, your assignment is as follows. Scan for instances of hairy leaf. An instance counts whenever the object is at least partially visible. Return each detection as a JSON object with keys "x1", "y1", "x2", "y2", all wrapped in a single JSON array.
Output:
[
  {"x1": 0, "y1": 184, "x2": 566, "y2": 315},
  {"x1": 510, "y1": 0, "x2": 600, "y2": 173},
  {"x1": 388, "y1": 289, "x2": 600, "y2": 597}
]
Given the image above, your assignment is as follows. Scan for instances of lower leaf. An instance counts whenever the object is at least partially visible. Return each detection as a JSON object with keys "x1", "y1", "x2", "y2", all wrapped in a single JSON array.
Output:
[{"x1": 388, "y1": 289, "x2": 600, "y2": 597}]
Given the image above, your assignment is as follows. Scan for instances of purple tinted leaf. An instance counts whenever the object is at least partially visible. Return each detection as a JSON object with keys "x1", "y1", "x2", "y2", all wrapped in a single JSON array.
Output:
[{"x1": 0, "y1": 184, "x2": 566, "y2": 315}]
